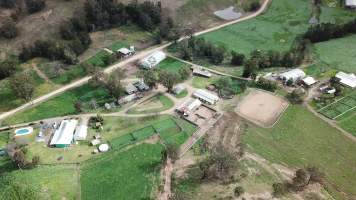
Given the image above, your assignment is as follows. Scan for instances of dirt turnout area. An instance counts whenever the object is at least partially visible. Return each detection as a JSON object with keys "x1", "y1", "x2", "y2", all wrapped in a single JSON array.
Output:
[{"x1": 236, "y1": 89, "x2": 289, "y2": 128}]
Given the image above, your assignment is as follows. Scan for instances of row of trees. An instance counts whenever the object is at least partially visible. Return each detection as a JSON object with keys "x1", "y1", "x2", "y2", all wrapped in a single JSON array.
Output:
[
  {"x1": 303, "y1": 18, "x2": 356, "y2": 43},
  {"x1": 0, "y1": 0, "x2": 46, "y2": 13}
]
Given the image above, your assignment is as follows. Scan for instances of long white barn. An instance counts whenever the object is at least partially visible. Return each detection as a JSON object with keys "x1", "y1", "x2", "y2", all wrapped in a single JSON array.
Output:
[{"x1": 50, "y1": 120, "x2": 78, "y2": 148}]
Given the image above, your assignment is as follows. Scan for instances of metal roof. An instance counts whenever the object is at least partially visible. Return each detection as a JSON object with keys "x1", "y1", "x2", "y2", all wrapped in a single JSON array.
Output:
[
  {"x1": 193, "y1": 89, "x2": 219, "y2": 104},
  {"x1": 50, "y1": 120, "x2": 78, "y2": 146}
]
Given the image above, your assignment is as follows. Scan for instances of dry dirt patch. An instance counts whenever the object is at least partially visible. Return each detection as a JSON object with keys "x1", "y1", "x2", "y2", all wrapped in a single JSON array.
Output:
[{"x1": 236, "y1": 89, "x2": 289, "y2": 128}]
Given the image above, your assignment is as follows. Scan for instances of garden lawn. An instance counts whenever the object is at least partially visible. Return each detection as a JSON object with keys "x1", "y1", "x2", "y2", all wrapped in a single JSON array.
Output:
[
  {"x1": 0, "y1": 131, "x2": 9, "y2": 148},
  {"x1": 243, "y1": 105, "x2": 356, "y2": 200},
  {"x1": 157, "y1": 57, "x2": 190, "y2": 74},
  {"x1": 4, "y1": 84, "x2": 113, "y2": 125},
  {"x1": 80, "y1": 143, "x2": 163, "y2": 200},
  {"x1": 313, "y1": 35, "x2": 356, "y2": 73}
]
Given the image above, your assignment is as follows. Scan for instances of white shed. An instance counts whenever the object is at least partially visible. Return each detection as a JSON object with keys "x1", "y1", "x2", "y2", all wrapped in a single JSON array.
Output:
[
  {"x1": 176, "y1": 98, "x2": 202, "y2": 116},
  {"x1": 302, "y1": 76, "x2": 317, "y2": 86},
  {"x1": 74, "y1": 125, "x2": 88, "y2": 141},
  {"x1": 50, "y1": 120, "x2": 78, "y2": 148},
  {"x1": 335, "y1": 72, "x2": 356, "y2": 88},
  {"x1": 193, "y1": 89, "x2": 219, "y2": 105},
  {"x1": 173, "y1": 84, "x2": 186, "y2": 95},
  {"x1": 346, "y1": 0, "x2": 356, "y2": 8},
  {"x1": 140, "y1": 51, "x2": 166, "y2": 69},
  {"x1": 279, "y1": 69, "x2": 306, "y2": 83}
]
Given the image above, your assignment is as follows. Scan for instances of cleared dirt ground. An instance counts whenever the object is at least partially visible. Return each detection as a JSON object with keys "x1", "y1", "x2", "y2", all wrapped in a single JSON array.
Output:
[{"x1": 236, "y1": 89, "x2": 289, "y2": 128}]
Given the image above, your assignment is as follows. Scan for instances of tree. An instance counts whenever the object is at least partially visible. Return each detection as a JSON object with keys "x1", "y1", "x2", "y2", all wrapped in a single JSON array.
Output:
[
  {"x1": 234, "y1": 186, "x2": 244, "y2": 197},
  {"x1": 12, "y1": 150, "x2": 27, "y2": 168},
  {"x1": 178, "y1": 65, "x2": 191, "y2": 81},
  {"x1": 287, "y1": 89, "x2": 305, "y2": 104},
  {"x1": 138, "y1": 70, "x2": 158, "y2": 88},
  {"x1": 0, "y1": 58, "x2": 18, "y2": 79},
  {"x1": 89, "y1": 71, "x2": 106, "y2": 87},
  {"x1": 25, "y1": 0, "x2": 46, "y2": 14},
  {"x1": 0, "y1": 20, "x2": 18, "y2": 39},
  {"x1": 291, "y1": 169, "x2": 309, "y2": 191},
  {"x1": 231, "y1": 51, "x2": 245, "y2": 66},
  {"x1": 249, "y1": 1, "x2": 261, "y2": 11},
  {"x1": 0, "y1": 0, "x2": 16, "y2": 8},
  {"x1": 242, "y1": 58, "x2": 258, "y2": 78},
  {"x1": 9, "y1": 72, "x2": 35, "y2": 102},
  {"x1": 159, "y1": 71, "x2": 179, "y2": 92},
  {"x1": 306, "y1": 166, "x2": 324, "y2": 185},
  {"x1": 255, "y1": 78, "x2": 278, "y2": 92},
  {"x1": 105, "y1": 74, "x2": 124, "y2": 99},
  {"x1": 74, "y1": 101, "x2": 83, "y2": 113}
]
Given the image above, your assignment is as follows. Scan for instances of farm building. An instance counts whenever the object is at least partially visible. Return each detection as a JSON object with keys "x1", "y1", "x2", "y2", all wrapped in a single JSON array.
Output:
[
  {"x1": 192, "y1": 68, "x2": 212, "y2": 78},
  {"x1": 125, "y1": 83, "x2": 138, "y2": 94},
  {"x1": 173, "y1": 84, "x2": 186, "y2": 95},
  {"x1": 279, "y1": 69, "x2": 306, "y2": 83},
  {"x1": 302, "y1": 76, "x2": 317, "y2": 86},
  {"x1": 193, "y1": 89, "x2": 219, "y2": 105},
  {"x1": 74, "y1": 125, "x2": 88, "y2": 141},
  {"x1": 50, "y1": 120, "x2": 78, "y2": 148},
  {"x1": 140, "y1": 51, "x2": 166, "y2": 69},
  {"x1": 346, "y1": 0, "x2": 356, "y2": 8},
  {"x1": 176, "y1": 98, "x2": 202, "y2": 116},
  {"x1": 133, "y1": 81, "x2": 149, "y2": 91},
  {"x1": 335, "y1": 71, "x2": 356, "y2": 88},
  {"x1": 117, "y1": 47, "x2": 135, "y2": 57},
  {"x1": 118, "y1": 94, "x2": 141, "y2": 105}
]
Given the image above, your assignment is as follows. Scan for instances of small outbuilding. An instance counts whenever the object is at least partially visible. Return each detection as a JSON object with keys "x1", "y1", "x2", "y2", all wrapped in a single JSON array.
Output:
[
  {"x1": 133, "y1": 81, "x2": 150, "y2": 91},
  {"x1": 74, "y1": 125, "x2": 88, "y2": 141},
  {"x1": 91, "y1": 139, "x2": 101, "y2": 146},
  {"x1": 173, "y1": 84, "x2": 186, "y2": 95},
  {"x1": 117, "y1": 47, "x2": 134, "y2": 57},
  {"x1": 279, "y1": 69, "x2": 306, "y2": 83},
  {"x1": 193, "y1": 89, "x2": 219, "y2": 105},
  {"x1": 335, "y1": 71, "x2": 356, "y2": 88},
  {"x1": 125, "y1": 83, "x2": 138, "y2": 94},
  {"x1": 192, "y1": 68, "x2": 212, "y2": 78},
  {"x1": 140, "y1": 51, "x2": 166, "y2": 69},
  {"x1": 302, "y1": 76, "x2": 317, "y2": 87}
]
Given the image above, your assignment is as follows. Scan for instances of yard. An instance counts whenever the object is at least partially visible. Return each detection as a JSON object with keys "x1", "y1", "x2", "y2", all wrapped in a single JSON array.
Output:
[
  {"x1": 243, "y1": 105, "x2": 356, "y2": 200},
  {"x1": 3, "y1": 84, "x2": 114, "y2": 125},
  {"x1": 313, "y1": 35, "x2": 356, "y2": 74},
  {"x1": 157, "y1": 57, "x2": 190, "y2": 74},
  {"x1": 80, "y1": 143, "x2": 163, "y2": 200},
  {"x1": 127, "y1": 94, "x2": 174, "y2": 114}
]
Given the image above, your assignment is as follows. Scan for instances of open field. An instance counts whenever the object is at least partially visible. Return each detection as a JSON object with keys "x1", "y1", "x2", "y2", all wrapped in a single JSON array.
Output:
[
  {"x1": 199, "y1": 0, "x2": 356, "y2": 56},
  {"x1": 236, "y1": 89, "x2": 288, "y2": 127},
  {"x1": 337, "y1": 112, "x2": 356, "y2": 137},
  {"x1": 128, "y1": 94, "x2": 174, "y2": 114},
  {"x1": 313, "y1": 35, "x2": 356, "y2": 74},
  {"x1": 157, "y1": 57, "x2": 190, "y2": 74},
  {"x1": 243, "y1": 105, "x2": 356, "y2": 200},
  {"x1": 3, "y1": 84, "x2": 113, "y2": 125},
  {"x1": 80, "y1": 143, "x2": 163, "y2": 200},
  {"x1": 0, "y1": 164, "x2": 79, "y2": 200}
]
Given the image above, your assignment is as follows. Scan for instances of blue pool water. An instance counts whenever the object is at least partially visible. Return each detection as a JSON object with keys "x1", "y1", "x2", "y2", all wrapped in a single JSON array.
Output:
[{"x1": 16, "y1": 129, "x2": 30, "y2": 135}]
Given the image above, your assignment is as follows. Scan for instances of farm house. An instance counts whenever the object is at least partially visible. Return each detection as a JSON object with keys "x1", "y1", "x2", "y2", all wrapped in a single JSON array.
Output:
[
  {"x1": 50, "y1": 120, "x2": 78, "y2": 148},
  {"x1": 335, "y1": 71, "x2": 356, "y2": 88},
  {"x1": 140, "y1": 51, "x2": 166, "y2": 69},
  {"x1": 193, "y1": 89, "x2": 219, "y2": 105},
  {"x1": 279, "y1": 69, "x2": 306, "y2": 83}
]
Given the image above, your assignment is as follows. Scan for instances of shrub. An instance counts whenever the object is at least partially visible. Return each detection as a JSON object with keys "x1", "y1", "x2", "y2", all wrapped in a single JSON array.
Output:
[
  {"x1": 234, "y1": 186, "x2": 244, "y2": 197},
  {"x1": 0, "y1": 20, "x2": 18, "y2": 39}
]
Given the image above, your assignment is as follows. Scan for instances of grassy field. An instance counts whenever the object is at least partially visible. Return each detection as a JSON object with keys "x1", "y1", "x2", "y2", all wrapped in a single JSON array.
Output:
[
  {"x1": 243, "y1": 105, "x2": 356, "y2": 200},
  {"x1": 3, "y1": 84, "x2": 114, "y2": 125},
  {"x1": 313, "y1": 35, "x2": 356, "y2": 74},
  {"x1": 337, "y1": 112, "x2": 356, "y2": 136},
  {"x1": 0, "y1": 164, "x2": 79, "y2": 200},
  {"x1": 80, "y1": 143, "x2": 163, "y2": 200},
  {"x1": 199, "y1": 0, "x2": 356, "y2": 56},
  {"x1": 157, "y1": 57, "x2": 190, "y2": 74},
  {"x1": 0, "y1": 131, "x2": 9, "y2": 148},
  {"x1": 127, "y1": 94, "x2": 174, "y2": 114},
  {"x1": 191, "y1": 76, "x2": 220, "y2": 89}
]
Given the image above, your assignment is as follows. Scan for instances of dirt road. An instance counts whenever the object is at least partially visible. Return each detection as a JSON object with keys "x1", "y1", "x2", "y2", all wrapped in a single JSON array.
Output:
[{"x1": 0, "y1": 0, "x2": 271, "y2": 122}]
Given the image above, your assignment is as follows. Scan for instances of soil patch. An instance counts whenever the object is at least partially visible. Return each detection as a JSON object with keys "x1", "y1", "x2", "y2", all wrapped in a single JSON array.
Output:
[{"x1": 236, "y1": 89, "x2": 289, "y2": 128}]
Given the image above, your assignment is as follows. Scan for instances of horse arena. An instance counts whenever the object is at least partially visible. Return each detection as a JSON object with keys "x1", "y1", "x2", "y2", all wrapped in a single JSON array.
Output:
[{"x1": 236, "y1": 90, "x2": 289, "y2": 128}]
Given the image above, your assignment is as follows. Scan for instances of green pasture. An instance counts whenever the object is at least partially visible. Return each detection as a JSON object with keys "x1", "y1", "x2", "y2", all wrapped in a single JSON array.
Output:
[
  {"x1": 243, "y1": 105, "x2": 356, "y2": 200},
  {"x1": 127, "y1": 94, "x2": 174, "y2": 114},
  {"x1": 157, "y1": 57, "x2": 190, "y2": 74}
]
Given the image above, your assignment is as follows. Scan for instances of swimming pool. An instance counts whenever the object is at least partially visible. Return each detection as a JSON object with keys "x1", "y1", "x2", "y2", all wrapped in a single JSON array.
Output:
[{"x1": 14, "y1": 127, "x2": 33, "y2": 136}]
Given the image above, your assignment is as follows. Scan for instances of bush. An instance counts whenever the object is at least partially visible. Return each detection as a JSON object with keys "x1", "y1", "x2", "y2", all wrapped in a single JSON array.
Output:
[
  {"x1": 287, "y1": 89, "x2": 305, "y2": 104},
  {"x1": 249, "y1": 1, "x2": 261, "y2": 12},
  {"x1": 255, "y1": 78, "x2": 278, "y2": 92},
  {"x1": 231, "y1": 51, "x2": 245, "y2": 66},
  {"x1": 234, "y1": 186, "x2": 244, "y2": 197},
  {"x1": 272, "y1": 182, "x2": 289, "y2": 197},
  {"x1": 25, "y1": 0, "x2": 46, "y2": 14},
  {"x1": 0, "y1": 20, "x2": 18, "y2": 39}
]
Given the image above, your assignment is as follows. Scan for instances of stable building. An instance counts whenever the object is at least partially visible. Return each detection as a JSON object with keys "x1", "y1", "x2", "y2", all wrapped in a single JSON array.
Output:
[
  {"x1": 193, "y1": 89, "x2": 219, "y2": 105},
  {"x1": 335, "y1": 71, "x2": 356, "y2": 88},
  {"x1": 117, "y1": 47, "x2": 135, "y2": 58},
  {"x1": 176, "y1": 98, "x2": 202, "y2": 116},
  {"x1": 50, "y1": 120, "x2": 78, "y2": 148},
  {"x1": 302, "y1": 76, "x2": 317, "y2": 87},
  {"x1": 140, "y1": 51, "x2": 166, "y2": 69},
  {"x1": 279, "y1": 69, "x2": 306, "y2": 83}
]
